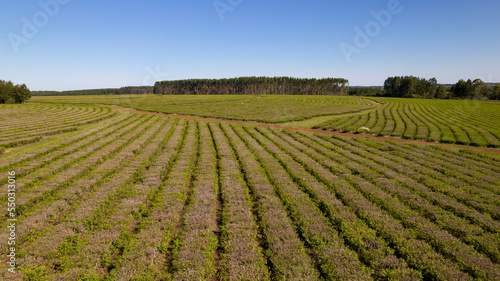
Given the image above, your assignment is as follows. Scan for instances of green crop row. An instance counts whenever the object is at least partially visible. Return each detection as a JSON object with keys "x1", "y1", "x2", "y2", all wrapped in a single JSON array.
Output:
[
  {"x1": 9, "y1": 115, "x2": 159, "y2": 247},
  {"x1": 17, "y1": 116, "x2": 177, "y2": 279},
  {"x1": 315, "y1": 98, "x2": 500, "y2": 147},
  {"x1": 0, "y1": 114, "x2": 149, "y2": 211},
  {"x1": 282, "y1": 130, "x2": 499, "y2": 279},
  {"x1": 0, "y1": 104, "x2": 117, "y2": 149},
  {"x1": 269, "y1": 130, "x2": 470, "y2": 280},
  {"x1": 260, "y1": 128, "x2": 422, "y2": 280}
]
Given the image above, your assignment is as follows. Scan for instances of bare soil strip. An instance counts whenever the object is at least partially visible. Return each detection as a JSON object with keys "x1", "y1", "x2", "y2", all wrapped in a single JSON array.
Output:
[{"x1": 110, "y1": 106, "x2": 500, "y2": 154}]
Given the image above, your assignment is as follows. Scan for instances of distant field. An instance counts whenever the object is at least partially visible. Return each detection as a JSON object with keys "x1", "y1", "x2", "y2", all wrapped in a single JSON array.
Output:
[
  {"x1": 0, "y1": 104, "x2": 117, "y2": 150},
  {"x1": 31, "y1": 95, "x2": 500, "y2": 147},
  {"x1": 315, "y1": 98, "x2": 500, "y2": 147},
  {"x1": 1, "y1": 104, "x2": 499, "y2": 280},
  {"x1": 31, "y1": 94, "x2": 379, "y2": 123}
]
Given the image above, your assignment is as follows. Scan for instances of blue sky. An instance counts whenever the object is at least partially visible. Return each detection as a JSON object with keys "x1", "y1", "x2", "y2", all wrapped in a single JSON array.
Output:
[{"x1": 1, "y1": 0, "x2": 499, "y2": 91}]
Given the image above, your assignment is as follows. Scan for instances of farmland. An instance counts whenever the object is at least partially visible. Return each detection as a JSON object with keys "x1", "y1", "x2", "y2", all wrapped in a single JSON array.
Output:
[
  {"x1": 0, "y1": 104, "x2": 117, "y2": 150},
  {"x1": 32, "y1": 95, "x2": 500, "y2": 147},
  {"x1": 31, "y1": 95, "x2": 380, "y2": 123},
  {"x1": 1, "y1": 100, "x2": 499, "y2": 280}
]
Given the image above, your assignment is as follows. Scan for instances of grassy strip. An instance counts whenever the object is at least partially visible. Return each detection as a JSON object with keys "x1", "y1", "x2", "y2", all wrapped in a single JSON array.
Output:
[
  {"x1": 219, "y1": 123, "x2": 278, "y2": 279},
  {"x1": 161, "y1": 121, "x2": 201, "y2": 279},
  {"x1": 82, "y1": 118, "x2": 177, "y2": 231},
  {"x1": 223, "y1": 123, "x2": 319, "y2": 280},
  {"x1": 172, "y1": 122, "x2": 219, "y2": 280},
  {"x1": 0, "y1": 106, "x2": 117, "y2": 147},
  {"x1": 104, "y1": 119, "x2": 196, "y2": 280},
  {"x1": 334, "y1": 136, "x2": 500, "y2": 216},
  {"x1": 87, "y1": 119, "x2": 187, "y2": 280},
  {"x1": 294, "y1": 132, "x2": 500, "y2": 279},
  {"x1": 333, "y1": 136, "x2": 500, "y2": 263},
  {"x1": 370, "y1": 140, "x2": 500, "y2": 192},
  {"x1": 428, "y1": 146, "x2": 500, "y2": 173},
  {"x1": 264, "y1": 128, "x2": 422, "y2": 280},
  {"x1": 0, "y1": 113, "x2": 140, "y2": 182},
  {"x1": 238, "y1": 125, "x2": 370, "y2": 280},
  {"x1": 6, "y1": 116, "x2": 160, "y2": 248},
  {"x1": 2, "y1": 114, "x2": 152, "y2": 224},
  {"x1": 0, "y1": 106, "x2": 114, "y2": 139},
  {"x1": 304, "y1": 133, "x2": 500, "y2": 234},
  {"x1": 0, "y1": 110, "x2": 128, "y2": 165},
  {"x1": 207, "y1": 122, "x2": 226, "y2": 280},
  {"x1": 16, "y1": 117, "x2": 176, "y2": 279},
  {"x1": 273, "y1": 130, "x2": 469, "y2": 280},
  {"x1": 0, "y1": 114, "x2": 151, "y2": 214},
  {"x1": 209, "y1": 123, "x2": 270, "y2": 280}
]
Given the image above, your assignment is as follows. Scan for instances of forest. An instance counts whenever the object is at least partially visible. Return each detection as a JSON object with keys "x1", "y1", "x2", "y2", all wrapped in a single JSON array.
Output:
[
  {"x1": 0, "y1": 80, "x2": 31, "y2": 104},
  {"x1": 153, "y1": 76, "x2": 349, "y2": 95},
  {"x1": 18, "y1": 76, "x2": 500, "y2": 100},
  {"x1": 32, "y1": 86, "x2": 154, "y2": 96},
  {"x1": 383, "y1": 76, "x2": 500, "y2": 100}
]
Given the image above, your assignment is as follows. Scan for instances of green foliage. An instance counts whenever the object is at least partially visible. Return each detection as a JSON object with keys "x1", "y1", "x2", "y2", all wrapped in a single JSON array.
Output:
[
  {"x1": 450, "y1": 79, "x2": 488, "y2": 99},
  {"x1": 348, "y1": 87, "x2": 384, "y2": 96},
  {"x1": 382, "y1": 76, "x2": 498, "y2": 100},
  {"x1": 23, "y1": 265, "x2": 49, "y2": 281},
  {"x1": 383, "y1": 76, "x2": 498, "y2": 100},
  {"x1": 32, "y1": 86, "x2": 153, "y2": 96},
  {"x1": 2, "y1": 95, "x2": 500, "y2": 280},
  {"x1": 57, "y1": 235, "x2": 86, "y2": 256},
  {"x1": 383, "y1": 76, "x2": 439, "y2": 99},
  {"x1": 490, "y1": 83, "x2": 500, "y2": 100},
  {"x1": 315, "y1": 97, "x2": 500, "y2": 147},
  {"x1": 78, "y1": 272, "x2": 101, "y2": 281},
  {"x1": 436, "y1": 84, "x2": 449, "y2": 99},
  {"x1": 32, "y1": 94, "x2": 377, "y2": 123},
  {"x1": 0, "y1": 80, "x2": 31, "y2": 103},
  {"x1": 154, "y1": 76, "x2": 349, "y2": 95}
]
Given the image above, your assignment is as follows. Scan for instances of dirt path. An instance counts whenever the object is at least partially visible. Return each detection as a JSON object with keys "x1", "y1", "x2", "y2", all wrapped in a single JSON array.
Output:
[{"x1": 111, "y1": 106, "x2": 500, "y2": 154}]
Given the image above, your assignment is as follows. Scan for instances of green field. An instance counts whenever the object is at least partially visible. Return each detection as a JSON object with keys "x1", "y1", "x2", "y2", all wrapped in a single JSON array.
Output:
[
  {"x1": 1, "y1": 100, "x2": 499, "y2": 280},
  {"x1": 315, "y1": 98, "x2": 500, "y2": 147},
  {"x1": 31, "y1": 95, "x2": 500, "y2": 147},
  {"x1": 31, "y1": 95, "x2": 379, "y2": 123}
]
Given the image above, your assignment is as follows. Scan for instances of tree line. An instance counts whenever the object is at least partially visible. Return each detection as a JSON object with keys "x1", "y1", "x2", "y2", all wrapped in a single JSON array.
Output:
[
  {"x1": 383, "y1": 76, "x2": 500, "y2": 100},
  {"x1": 154, "y1": 77, "x2": 349, "y2": 95},
  {"x1": 32, "y1": 86, "x2": 154, "y2": 96},
  {"x1": 348, "y1": 87, "x2": 384, "y2": 96},
  {"x1": 0, "y1": 80, "x2": 31, "y2": 104}
]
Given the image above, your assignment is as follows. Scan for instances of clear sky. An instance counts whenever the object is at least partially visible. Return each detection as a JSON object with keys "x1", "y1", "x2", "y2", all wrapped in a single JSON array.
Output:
[{"x1": 1, "y1": 0, "x2": 499, "y2": 91}]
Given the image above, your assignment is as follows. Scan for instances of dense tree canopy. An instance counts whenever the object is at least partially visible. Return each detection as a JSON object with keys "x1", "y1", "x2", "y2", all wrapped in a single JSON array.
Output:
[
  {"x1": 383, "y1": 76, "x2": 439, "y2": 99},
  {"x1": 0, "y1": 80, "x2": 31, "y2": 104},
  {"x1": 348, "y1": 87, "x2": 384, "y2": 96},
  {"x1": 32, "y1": 86, "x2": 154, "y2": 96},
  {"x1": 383, "y1": 76, "x2": 499, "y2": 100},
  {"x1": 450, "y1": 79, "x2": 494, "y2": 99},
  {"x1": 154, "y1": 77, "x2": 349, "y2": 95},
  {"x1": 492, "y1": 84, "x2": 500, "y2": 100},
  {"x1": 26, "y1": 76, "x2": 500, "y2": 100}
]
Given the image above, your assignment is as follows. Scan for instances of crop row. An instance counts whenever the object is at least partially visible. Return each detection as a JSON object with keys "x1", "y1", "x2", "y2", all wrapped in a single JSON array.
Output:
[
  {"x1": 1, "y1": 111, "x2": 499, "y2": 280},
  {"x1": 1, "y1": 115, "x2": 178, "y2": 280},
  {"x1": 315, "y1": 98, "x2": 500, "y2": 147},
  {"x1": 0, "y1": 104, "x2": 117, "y2": 149}
]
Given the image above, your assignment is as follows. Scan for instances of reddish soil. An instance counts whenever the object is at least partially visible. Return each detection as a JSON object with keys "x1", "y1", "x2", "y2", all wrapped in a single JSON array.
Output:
[{"x1": 111, "y1": 106, "x2": 500, "y2": 154}]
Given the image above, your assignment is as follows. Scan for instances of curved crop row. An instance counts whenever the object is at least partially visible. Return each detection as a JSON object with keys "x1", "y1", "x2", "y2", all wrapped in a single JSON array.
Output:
[
  {"x1": 315, "y1": 98, "x2": 500, "y2": 147},
  {"x1": 1, "y1": 102, "x2": 499, "y2": 280},
  {"x1": 0, "y1": 104, "x2": 117, "y2": 149}
]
